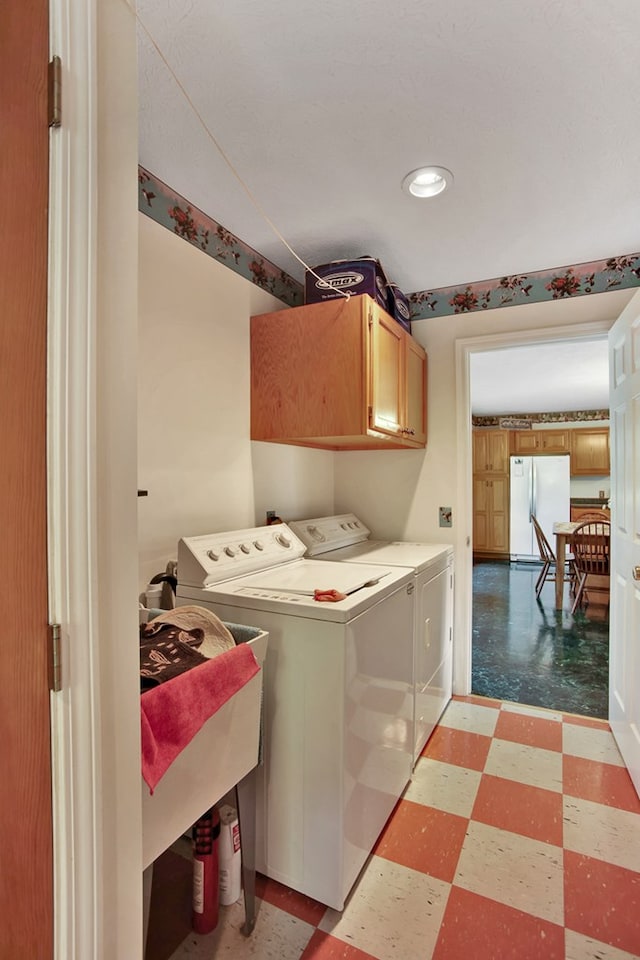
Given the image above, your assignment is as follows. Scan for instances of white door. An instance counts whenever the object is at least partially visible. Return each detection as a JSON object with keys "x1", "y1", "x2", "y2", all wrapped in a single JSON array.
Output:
[{"x1": 608, "y1": 291, "x2": 640, "y2": 798}]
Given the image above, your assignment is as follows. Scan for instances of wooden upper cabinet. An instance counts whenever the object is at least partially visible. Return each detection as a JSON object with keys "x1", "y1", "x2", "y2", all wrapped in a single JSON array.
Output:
[
  {"x1": 472, "y1": 430, "x2": 510, "y2": 474},
  {"x1": 250, "y1": 294, "x2": 427, "y2": 450},
  {"x1": 512, "y1": 429, "x2": 570, "y2": 454},
  {"x1": 570, "y1": 428, "x2": 610, "y2": 475}
]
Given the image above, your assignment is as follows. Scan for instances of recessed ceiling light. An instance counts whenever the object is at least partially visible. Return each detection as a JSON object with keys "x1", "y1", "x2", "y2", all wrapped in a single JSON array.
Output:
[{"x1": 402, "y1": 166, "x2": 453, "y2": 198}]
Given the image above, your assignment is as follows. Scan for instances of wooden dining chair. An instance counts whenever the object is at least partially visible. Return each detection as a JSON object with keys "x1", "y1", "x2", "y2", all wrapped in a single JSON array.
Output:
[
  {"x1": 531, "y1": 514, "x2": 575, "y2": 600},
  {"x1": 570, "y1": 519, "x2": 611, "y2": 614}
]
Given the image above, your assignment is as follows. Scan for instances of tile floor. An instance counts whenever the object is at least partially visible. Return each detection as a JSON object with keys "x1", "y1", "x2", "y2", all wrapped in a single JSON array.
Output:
[
  {"x1": 151, "y1": 696, "x2": 640, "y2": 960},
  {"x1": 472, "y1": 561, "x2": 609, "y2": 718}
]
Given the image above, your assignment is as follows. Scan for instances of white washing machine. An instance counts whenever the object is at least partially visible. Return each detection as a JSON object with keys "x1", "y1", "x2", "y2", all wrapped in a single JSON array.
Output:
[
  {"x1": 176, "y1": 523, "x2": 415, "y2": 910},
  {"x1": 289, "y1": 514, "x2": 454, "y2": 765}
]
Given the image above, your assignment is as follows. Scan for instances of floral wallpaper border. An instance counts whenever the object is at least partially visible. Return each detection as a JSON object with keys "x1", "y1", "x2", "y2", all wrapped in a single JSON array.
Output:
[
  {"x1": 409, "y1": 254, "x2": 640, "y2": 320},
  {"x1": 138, "y1": 167, "x2": 304, "y2": 308},
  {"x1": 138, "y1": 166, "x2": 640, "y2": 321},
  {"x1": 472, "y1": 410, "x2": 609, "y2": 427}
]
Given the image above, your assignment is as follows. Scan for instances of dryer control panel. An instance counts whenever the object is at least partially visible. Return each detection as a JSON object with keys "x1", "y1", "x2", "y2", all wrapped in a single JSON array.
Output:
[
  {"x1": 177, "y1": 523, "x2": 306, "y2": 587},
  {"x1": 289, "y1": 513, "x2": 370, "y2": 556}
]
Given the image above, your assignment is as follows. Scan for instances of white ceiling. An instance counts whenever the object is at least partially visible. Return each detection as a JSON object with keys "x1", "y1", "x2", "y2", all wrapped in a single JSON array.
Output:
[
  {"x1": 469, "y1": 338, "x2": 610, "y2": 416},
  {"x1": 137, "y1": 0, "x2": 640, "y2": 297}
]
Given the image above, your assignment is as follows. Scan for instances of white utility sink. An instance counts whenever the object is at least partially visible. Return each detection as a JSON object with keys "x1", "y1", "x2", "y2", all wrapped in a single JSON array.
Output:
[{"x1": 141, "y1": 625, "x2": 268, "y2": 869}]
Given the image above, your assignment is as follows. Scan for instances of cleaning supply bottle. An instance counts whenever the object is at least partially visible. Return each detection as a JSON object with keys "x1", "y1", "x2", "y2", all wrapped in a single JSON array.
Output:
[
  {"x1": 218, "y1": 804, "x2": 242, "y2": 905},
  {"x1": 192, "y1": 807, "x2": 220, "y2": 934}
]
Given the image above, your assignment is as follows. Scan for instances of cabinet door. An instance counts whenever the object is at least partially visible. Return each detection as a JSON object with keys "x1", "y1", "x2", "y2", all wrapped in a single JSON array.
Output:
[
  {"x1": 472, "y1": 477, "x2": 491, "y2": 550},
  {"x1": 570, "y1": 429, "x2": 610, "y2": 475},
  {"x1": 490, "y1": 475, "x2": 510, "y2": 551},
  {"x1": 512, "y1": 431, "x2": 540, "y2": 455},
  {"x1": 538, "y1": 429, "x2": 570, "y2": 453},
  {"x1": 369, "y1": 307, "x2": 404, "y2": 438},
  {"x1": 487, "y1": 431, "x2": 509, "y2": 471},
  {"x1": 404, "y1": 336, "x2": 427, "y2": 445}
]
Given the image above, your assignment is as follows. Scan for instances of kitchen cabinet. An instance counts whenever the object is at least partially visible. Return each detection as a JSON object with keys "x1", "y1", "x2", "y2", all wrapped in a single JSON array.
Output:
[
  {"x1": 570, "y1": 428, "x2": 610, "y2": 475},
  {"x1": 512, "y1": 429, "x2": 570, "y2": 454},
  {"x1": 472, "y1": 429, "x2": 510, "y2": 555},
  {"x1": 473, "y1": 475, "x2": 510, "y2": 554},
  {"x1": 250, "y1": 295, "x2": 427, "y2": 450},
  {"x1": 472, "y1": 429, "x2": 510, "y2": 473}
]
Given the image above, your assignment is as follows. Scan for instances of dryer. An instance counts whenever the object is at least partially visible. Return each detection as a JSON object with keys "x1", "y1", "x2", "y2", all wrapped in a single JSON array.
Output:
[
  {"x1": 176, "y1": 523, "x2": 414, "y2": 910},
  {"x1": 289, "y1": 513, "x2": 454, "y2": 765}
]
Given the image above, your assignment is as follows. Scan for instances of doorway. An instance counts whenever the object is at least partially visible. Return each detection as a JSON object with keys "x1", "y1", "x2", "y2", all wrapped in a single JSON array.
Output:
[{"x1": 456, "y1": 324, "x2": 612, "y2": 718}]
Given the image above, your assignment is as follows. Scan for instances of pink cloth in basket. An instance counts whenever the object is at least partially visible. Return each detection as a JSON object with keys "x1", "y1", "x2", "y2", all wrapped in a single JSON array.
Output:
[{"x1": 141, "y1": 643, "x2": 260, "y2": 793}]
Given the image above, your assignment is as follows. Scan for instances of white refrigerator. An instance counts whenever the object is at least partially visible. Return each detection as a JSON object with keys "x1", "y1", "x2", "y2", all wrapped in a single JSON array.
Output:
[{"x1": 509, "y1": 455, "x2": 570, "y2": 561}]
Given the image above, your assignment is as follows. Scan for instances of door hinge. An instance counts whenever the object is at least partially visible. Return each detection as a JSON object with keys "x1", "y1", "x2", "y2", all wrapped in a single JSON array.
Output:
[
  {"x1": 48, "y1": 623, "x2": 62, "y2": 692},
  {"x1": 48, "y1": 56, "x2": 62, "y2": 128}
]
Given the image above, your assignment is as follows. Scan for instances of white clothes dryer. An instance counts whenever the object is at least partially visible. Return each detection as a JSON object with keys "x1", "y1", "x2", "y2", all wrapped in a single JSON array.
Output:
[
  {"x1": 175, "y1": 523, "x2": 415, "y2": 910},
  {"x1": 289, "y1": 514, "x2": 454, "y2": 765}
]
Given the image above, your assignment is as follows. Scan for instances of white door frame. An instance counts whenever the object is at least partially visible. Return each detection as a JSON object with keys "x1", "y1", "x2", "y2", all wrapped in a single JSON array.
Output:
[
  {"x1": 453, "y1": 319, "x2": 612, "y2": 697},
  {"x1": 49, "y1": 0, "x2": 142, "y2": 957},
  {"x1": 48, "y1": 1, "x2": 102, "y2": 956}
]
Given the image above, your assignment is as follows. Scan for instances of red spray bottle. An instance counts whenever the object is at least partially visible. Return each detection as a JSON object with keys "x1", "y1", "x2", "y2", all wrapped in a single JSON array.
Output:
[{"x1": 192, "y1": 807, "x2": 221, "y2": 934}]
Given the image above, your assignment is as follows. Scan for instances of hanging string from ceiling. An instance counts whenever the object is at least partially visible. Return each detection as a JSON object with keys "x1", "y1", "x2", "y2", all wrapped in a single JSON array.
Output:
[{"x1": 127, "y1": 1, "x2": 351, "y2": 300}]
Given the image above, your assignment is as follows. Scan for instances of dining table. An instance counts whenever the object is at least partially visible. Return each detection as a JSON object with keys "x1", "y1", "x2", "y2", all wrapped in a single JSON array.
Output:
[
  {"x1": 552, "y1": 520, "x2": 611, "y2": 611},
  {"x1": 552, "y1": 521, "x2": 581, "y2": 611}
]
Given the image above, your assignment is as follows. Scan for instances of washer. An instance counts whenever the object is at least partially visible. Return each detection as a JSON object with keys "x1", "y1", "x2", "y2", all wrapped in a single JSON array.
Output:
[
  {"x1": 289, "y1": 514, "x2": 454, "y2": 765},
  {"x1": 176, "y1": 523, "x2": 415, "y2": 910}
]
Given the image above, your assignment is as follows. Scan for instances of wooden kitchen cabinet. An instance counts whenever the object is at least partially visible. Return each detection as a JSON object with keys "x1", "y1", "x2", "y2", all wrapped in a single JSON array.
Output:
[
  {"x1": 250, "y1": 295, "x2": 427, "y2": 450},
  {"x1": 472, "y1": 429, "x2": 510, "y2": 555},
  {"x1": 472, "y1": 429, "x2": 510, "y2": 473},
  {"x1": 473, "y1": 475, "x2": 510, "y2": 554},
  {"x1": 570, "y1": 428, "x2": 610, "y2": 475},
  {"x1": 512, "y1": 429, "x2": 570, "y2": 454}
]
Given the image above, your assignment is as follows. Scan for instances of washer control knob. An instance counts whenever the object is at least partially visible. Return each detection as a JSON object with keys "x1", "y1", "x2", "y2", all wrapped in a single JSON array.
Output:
[
  {"x1": 341, "y1": 522, "x2": 349, "y2": 529},
  {"x1": 275, "y1": 533, "x2": 291, "y2": 548},
  {"x1": 240, "y1": 543, "x2": 250, "y2": 554},
  {"x1": 206, "y1": 550, "x2": 219, "y2": 561},
  {"x1": 253, "y1": 540, "x2": 264, "y2": 551},
  {"x1": 224, "y1": 546, "x2": 236, "y2": 557}
]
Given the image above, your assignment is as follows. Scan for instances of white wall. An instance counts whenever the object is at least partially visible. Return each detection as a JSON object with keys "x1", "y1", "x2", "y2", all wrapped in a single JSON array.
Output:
[{"x1": 137, "y1": 215, "x2": 334, "y2": 590}]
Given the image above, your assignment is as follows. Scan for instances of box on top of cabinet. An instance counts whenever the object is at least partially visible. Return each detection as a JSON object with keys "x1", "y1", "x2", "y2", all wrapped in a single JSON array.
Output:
[
  {"x1": 387, "y1": 283, "x2": 411, "y2": 333},
  {"x1": 305, "y1": 257, "x2": 390, "y2": 311}
]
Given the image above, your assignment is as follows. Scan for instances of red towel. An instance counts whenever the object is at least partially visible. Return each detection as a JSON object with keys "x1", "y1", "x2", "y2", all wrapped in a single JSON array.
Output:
[{"x1": 141, "y1": 643, "x2": 260, "y2": 793}]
